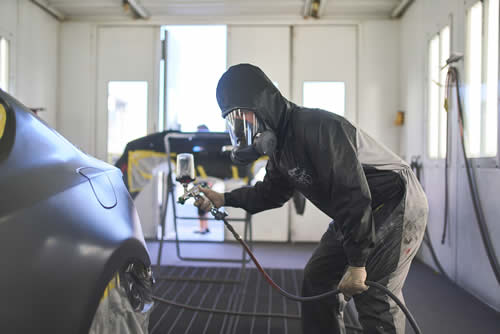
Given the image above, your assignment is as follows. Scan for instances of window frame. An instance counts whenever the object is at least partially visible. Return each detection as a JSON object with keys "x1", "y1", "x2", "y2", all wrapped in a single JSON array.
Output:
[
  {"x1": 463, "y1": 0, "x2": 500, "y2": 168},
  {"x1": 0, "y1": 33, "x2": 11, "y2": 93},
  {"x1": 425, "y1": 22, "x2": 452, "y2": 162}
]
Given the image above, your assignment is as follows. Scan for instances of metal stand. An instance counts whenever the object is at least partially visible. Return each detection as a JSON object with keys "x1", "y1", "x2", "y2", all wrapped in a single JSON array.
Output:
[{"x1": 156, "y1": 132, "x2": 254, "y2": 283}]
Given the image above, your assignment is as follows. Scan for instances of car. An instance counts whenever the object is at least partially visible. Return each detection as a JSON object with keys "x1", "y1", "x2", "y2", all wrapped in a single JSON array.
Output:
[{"x1": 0, "y1": 89, "x2": 153, "y2": 333}]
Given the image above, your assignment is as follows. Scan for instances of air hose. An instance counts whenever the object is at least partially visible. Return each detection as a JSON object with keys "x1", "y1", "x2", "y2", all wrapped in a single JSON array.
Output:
[
  {"x1": 444, "y1": 66, "x2": 500, "y2": 284},
  {"x1": 153, "y1": 212, "x2": 422, "y2": 334},
  {"x1": 410, "y1": 158, "x2": 451, "y2": 280}
]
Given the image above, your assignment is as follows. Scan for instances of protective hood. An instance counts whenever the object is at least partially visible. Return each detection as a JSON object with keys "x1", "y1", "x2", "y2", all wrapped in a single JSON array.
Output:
[{"x1": 216, "y1": 64, "x2": 290, "y2": 134}]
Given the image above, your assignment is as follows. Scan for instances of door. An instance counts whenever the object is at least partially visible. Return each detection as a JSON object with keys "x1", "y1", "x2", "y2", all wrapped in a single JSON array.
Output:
[
  {"x1": 227, "y1": 25, "x2": 292, "y2": 242},
  {"x1": 96, "y1": 26, "x2": 160, "y2": 163},
  {"x1": 290, "y1": 25, "x2": 358, "y2": 241},
  {"x1": 96, "y1": 26, "x2": 161, "y2": 237}
]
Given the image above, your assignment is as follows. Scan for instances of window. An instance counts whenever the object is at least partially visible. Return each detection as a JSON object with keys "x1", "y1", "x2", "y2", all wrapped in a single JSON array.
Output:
[
  {"x1": 107, "y1": 81, "x2": 148, "y2": 164},
  {"x1": 161, "y1": 25, "x2": 227, "y2": 132},
  {"x1": 465, "y1": 0, "x2": 499, "y2": 158},
  {"x1": 159, "y1": 52, "x2": 165, "y2": 132},
  {"x1": 303, "y1": 81, "x2": 345, "y2": 116},
  {"x1": 0, "y1": 37, "x2": 9, "y2": 92},
  {"x1": 427, "y1": 26, "x2": 450, "y2": 159}
]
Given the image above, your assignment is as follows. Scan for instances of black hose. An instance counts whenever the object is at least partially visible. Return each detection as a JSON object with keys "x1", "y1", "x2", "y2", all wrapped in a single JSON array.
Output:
[
  {"x1": 446, "y1": 66, "x2": 500, "y2": 284},
  {"x1": 162, "y1": 193, "x2": 422, "y2": 333},
  {"x1": 221, "y1": 218, "x2": 422, "y2": 334},
  {"x1": 441, "y1": 126, "x2": 450, "y2": 245},
  {"x1": 152, "y1": 218, "x2": 422, "y2": 333}
]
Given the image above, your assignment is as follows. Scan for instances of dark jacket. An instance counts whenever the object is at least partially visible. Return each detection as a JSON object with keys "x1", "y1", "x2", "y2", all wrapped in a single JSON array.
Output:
[{"x1": 216, "y1": 64, "x2": 408, "y2": 267}]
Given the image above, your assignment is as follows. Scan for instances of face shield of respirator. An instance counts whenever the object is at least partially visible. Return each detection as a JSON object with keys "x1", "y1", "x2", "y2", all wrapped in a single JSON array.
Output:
[{"x1": 225, "y1": 109, "x2": 276, "y2": 165}]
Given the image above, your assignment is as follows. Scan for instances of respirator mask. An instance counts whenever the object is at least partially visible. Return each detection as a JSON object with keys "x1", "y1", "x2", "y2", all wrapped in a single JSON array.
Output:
[{"x1": 225, "y1": 109, "x2": 276, "y2": 165}]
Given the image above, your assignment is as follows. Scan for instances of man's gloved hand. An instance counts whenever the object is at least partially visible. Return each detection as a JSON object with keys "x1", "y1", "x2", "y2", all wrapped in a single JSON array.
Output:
[
  {"x1": 194, "y1": 188, "x2": 225, "y2": 212},
  {"x1": 338, "y1": 266, "x2": 369, "y2": 300}
]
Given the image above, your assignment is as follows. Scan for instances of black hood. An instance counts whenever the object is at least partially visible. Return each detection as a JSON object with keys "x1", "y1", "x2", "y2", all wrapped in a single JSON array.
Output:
[{"x1": 216, "y1": 64, "x2": 290, "y2": 133}]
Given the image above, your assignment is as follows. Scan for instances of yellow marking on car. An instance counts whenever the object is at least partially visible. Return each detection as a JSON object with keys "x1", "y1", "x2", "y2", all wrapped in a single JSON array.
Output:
[
  {"x1": 100, "y1": 274, "x2": 120, "y2": 303},
  {"x1": 0, "y1": 104, "x2": 6, "y2": 139}
]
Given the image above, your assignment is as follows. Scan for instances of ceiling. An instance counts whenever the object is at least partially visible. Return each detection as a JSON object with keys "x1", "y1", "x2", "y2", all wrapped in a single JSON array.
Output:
[{"x1": 43, "y1": 0, "x2": 404, "y2": 21}]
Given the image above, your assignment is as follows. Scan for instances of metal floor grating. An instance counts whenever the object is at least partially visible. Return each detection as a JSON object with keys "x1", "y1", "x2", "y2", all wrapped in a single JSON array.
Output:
[{"x1": 149, "y1": 265, "x2": 360, "y2": 334}]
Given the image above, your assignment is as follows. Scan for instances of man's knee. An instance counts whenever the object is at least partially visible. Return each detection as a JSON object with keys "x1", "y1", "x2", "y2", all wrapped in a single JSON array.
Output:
[{"x1": 354, "y1": 288, "x2": 404, "y2": 334}]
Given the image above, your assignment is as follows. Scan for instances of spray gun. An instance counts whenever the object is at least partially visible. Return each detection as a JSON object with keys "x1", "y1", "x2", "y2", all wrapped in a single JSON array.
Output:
[{"x1": 175, "y1": 153, "x2": 228, "y2": 221}]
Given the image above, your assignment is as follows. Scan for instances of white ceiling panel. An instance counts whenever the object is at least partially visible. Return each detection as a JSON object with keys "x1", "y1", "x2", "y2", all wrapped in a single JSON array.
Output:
[
  {"x1": 324, "y1": 0, "x2": 400, "y2": 17},
  {"x1": 142, "y1": 0, "x2": 304, "y2": 17},
  {"x1": 47, "y1": 0, "x2": 128, "y2": 18},
  {"x1": 44, "y1": 0, "x2": 403, "y2": 20}
]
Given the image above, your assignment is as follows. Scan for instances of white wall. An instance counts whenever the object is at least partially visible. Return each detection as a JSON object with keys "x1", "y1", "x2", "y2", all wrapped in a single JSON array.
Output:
[
  {"x1": 0, "y1": 0, "x2": 18, "y2": 94},
  {"x1": 359, "y1": 20, "x2": 401, "y2": 154},
  {"x1": 0, "y1": 0, "x2": 59, "y2": 127},
  {"x1": 399, "y1": 2, "x2": 426, "y2": 161},
  {"x1": 228, "y1": 25, "x2": 291, "y2": 98},
  {"x1": 16, "y1": 0, "x2": 59, "y2": 126},
  {"x1": 58, "y1": 21, "x2": 402, "y2": 158},
  {"x1": 400, "y1": 0, "x2": 500, "y2": 311},
  {"x1": 58, "y1": 23, "x2": 96, "y2": 155}
]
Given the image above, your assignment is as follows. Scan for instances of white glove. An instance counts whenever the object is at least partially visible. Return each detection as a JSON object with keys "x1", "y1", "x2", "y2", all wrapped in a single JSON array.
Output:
[{"x1": 338, "y1": 266, "x2": 369, "y2": 299}]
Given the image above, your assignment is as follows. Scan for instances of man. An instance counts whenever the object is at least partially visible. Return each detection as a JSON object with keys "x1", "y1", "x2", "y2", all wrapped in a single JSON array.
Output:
[{"x1": 195, "y1": 64, "x2": 428, "y2": 333}]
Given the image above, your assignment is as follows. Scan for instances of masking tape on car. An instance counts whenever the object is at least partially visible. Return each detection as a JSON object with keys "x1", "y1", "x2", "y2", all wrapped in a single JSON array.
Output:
[{"x1": 0, "y1": 104, "x2": 6, "y2": 140}]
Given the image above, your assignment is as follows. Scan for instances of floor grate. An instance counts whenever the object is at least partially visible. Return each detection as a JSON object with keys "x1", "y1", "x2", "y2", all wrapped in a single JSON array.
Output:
[{"x1": 149, "y1": 266, "x2": 360, "y2": 334}]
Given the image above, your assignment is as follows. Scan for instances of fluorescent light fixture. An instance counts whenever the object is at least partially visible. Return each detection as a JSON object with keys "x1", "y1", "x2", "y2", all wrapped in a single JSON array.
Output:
[
  {"x1": 303, "y1": 0, "x2": 323, "y2": 19},
  {"x1": 30, "y1": 0, "x2": 65, "y2": 21},
  {"x1": 391, "y1": 0, "x2": 415, "y2": 18},
  {"x1": 123, "y1": 0, "x2": 151, "y2": 19}
]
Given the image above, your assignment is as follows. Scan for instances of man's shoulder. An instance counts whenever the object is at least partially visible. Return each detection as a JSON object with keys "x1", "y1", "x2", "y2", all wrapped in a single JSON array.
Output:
[
  {"x1": 288, "y1": 108, "x2": 358, "y2": 152},
  {"x1": 291, "y1": 107, "x2": 353, "y2": 134}
]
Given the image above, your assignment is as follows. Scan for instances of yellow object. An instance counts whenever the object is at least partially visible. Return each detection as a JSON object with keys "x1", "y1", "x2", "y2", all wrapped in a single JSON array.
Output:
[
  {"x1": 197, "y1": 165, "x2": 208, "y2": 179},
  {"x1": 444, "y1": 98, "x2": 449, "y2": 112},
  {"x1": 231, "y1": 166, "x2": 239, "y2": 179},
  {"x1": 127, "y1": 150, "x2": 168, "y2": 193},
  {"x1": 0, "y1": 104, "x2": 6, "y2": 139},
  {"x1": 251, "y1": 156, "x2": 269, "y2": 175},
  {"x1": 100, "y1": 273, "x2": 120, "y2": 302},
  {"x1": 374, "y1": 203, "x2": 385, "y2": 213},
  {"x1": 394, "y1": 111, "x2": 405, "y2": 126}
]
